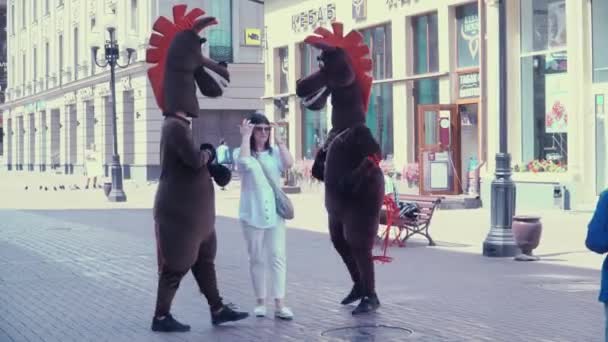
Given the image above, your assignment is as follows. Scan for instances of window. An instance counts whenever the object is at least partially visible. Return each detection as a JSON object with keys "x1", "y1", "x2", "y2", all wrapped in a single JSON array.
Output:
[
  {"x1": 277, "y1": 47, "x2": 288, "y2": 94},
  {"x1": 520, "y1": 0, "x2": 568, "y2": 170},
  {"x1": 412, "y1": 12, "x2": 438, "y2": 74},
  {"x1": 58, "y1": 34, "x2": 63, "y2": 85},
  {"x1": 360, "y1": 24, "x2": 393, "y2": 157},
  {"x1": 58, "y1": 0, "x2": 64, "y2": 6},
  {"x1": 45, "y1": 0, "x2": 49, "y2": 15},
  {"x1": 74, "y1": 27, "x2": 79, "y2": 80},
  {"x1": 520, "y1": 0, "x2": 566, "y2": 53},
  {"x1": 33, "y1": 0, "x2": 37, "y2": 21},
  {"x1": 10, "y1": 55, "x2": 14, "y2": 87},
  {"x1": 45, "y1": 42, "x2": 49, "y2": 88},
  {"x1": 22, "y1": 53, "x2": 26, "y2": 86},
  {"x1": 299, "y1": 43, "x2": 326, "y2": 159},
  {"x1": 412, "y1": 13, "x2": 440, "y2": 160},
  {"x1": 33, "y1": 46, "x2": 37, "y2": 86},
  {"x1": 10, "y1": 5, "x2": 14, "y2": 34},
  {"x1": 456, "y1": 3, "x2": 480, "y2": 69},
  {"x1": 131, "y1": 0, "x2": 138, "y2": 31},
  {"x1": 360, "y1": 24, "x2": 392, "y2": 79},
  {"x1": 22, "y1": 1, "x2": 26, "y2": 28},
  {"x1": 593, "y1": 0, "x2": 608, "y2": 82},
  {"x1": 207, "y1": 0, "x2": 233, "y2": 63}
]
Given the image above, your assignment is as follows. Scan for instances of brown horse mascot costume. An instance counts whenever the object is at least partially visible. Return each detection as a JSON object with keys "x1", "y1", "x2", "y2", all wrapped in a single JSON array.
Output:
[
  {"x1": 296, "y1": 22, "x2": 384, "y2": 315},
  {"x1": 146, "y1": 5, "x2": 248, "y2": 332}
]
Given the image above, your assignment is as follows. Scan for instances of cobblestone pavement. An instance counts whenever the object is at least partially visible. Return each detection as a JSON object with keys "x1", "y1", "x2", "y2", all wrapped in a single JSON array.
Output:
[{"x1": 0, "y1": 209, "x2": 604, "y2": 342}]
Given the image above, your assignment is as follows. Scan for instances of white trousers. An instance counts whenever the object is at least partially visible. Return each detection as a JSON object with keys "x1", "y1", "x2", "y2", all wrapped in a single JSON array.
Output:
[{"x1": 241, "y1": 221, "x2": 287, "y2": 300}]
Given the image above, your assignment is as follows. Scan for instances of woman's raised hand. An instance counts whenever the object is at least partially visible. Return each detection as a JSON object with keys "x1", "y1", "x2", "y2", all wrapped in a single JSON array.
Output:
[{"x1": 240, "y1": 119, "x2": 254, "y2": 138}]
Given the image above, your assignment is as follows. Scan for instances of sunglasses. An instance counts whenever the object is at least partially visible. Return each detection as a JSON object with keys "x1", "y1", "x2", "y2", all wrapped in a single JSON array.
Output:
[{"x1": 254, "y1": 126, "x2": 272, "y2": 133}]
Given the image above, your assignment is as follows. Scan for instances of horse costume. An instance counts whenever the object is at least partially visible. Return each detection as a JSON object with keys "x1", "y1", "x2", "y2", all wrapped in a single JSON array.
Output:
[
  {"x1": 296, "y1": 22, "x2": 384, "y2": 315},
  {"x1": 146, "y1": 4, "x2": 248, "y2": 331}
]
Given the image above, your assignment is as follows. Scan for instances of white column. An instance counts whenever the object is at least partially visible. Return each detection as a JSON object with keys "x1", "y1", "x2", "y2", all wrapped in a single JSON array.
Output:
[
  {"x1": 59, "y1": 105, "x2": 68, "y2": 173},
  {"x1": 484, "y1": 0, "x2": 500, "y2": 176},
  {"x1": 39, "y1": 110, "x2": 50, "y2": 171},
  {"x1": 391, "y1": 15, "x2": 408, "y2": 170},
  {"x1": 76, "y1": 99, "x2": 86, "y2": 174},
  {"x1": 438, "y1": 5, "x2": 452, "y2": 105},
  {"x1": 7, "y1": 115, "x2": 15, "y2": 170},
  {"x1": 566, "y1": 0, "x2": 592, "y2": 206}
]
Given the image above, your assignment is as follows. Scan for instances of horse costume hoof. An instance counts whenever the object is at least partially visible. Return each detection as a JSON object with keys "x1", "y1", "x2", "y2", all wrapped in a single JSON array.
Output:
[
  {"x1": 211, "y1": 305, "x2": 249, "y2": 325},
  {"x1": 351, "y1": 295, "x2": 380, "y2": 315},
  {"x1": 151, "y1": 313, "x2": 191, "y2": 332},
  {"x1": 341, "y1": 284, "x2": 363, "y2": 305}
]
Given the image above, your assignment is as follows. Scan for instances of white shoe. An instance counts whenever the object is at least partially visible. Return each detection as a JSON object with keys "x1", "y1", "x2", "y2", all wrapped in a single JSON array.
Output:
[
  {"x1": 254, "y1": 305, "x2": 266, "y2": 317},
  {"x1": 275, "y1": 307, "x2": 294, "y2": 320}
]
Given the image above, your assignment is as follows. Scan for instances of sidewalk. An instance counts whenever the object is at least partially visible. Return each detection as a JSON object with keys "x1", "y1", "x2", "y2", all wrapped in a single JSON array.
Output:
[
  {"x1": 0, "y1": 170, "x2": 601, "y2": 272},
  {"x1": 0, "y1": 208, "x2": 604, "y2": 341}
]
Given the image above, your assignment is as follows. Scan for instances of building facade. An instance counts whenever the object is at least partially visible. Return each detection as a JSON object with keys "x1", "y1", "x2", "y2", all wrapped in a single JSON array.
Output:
[
  {"x1": 264, "y1": 0, "x2": 485, "y2": 196},
  {"x1": 1, "y1": 0, "x2": 264, "y2": 181},
  {"x1": 264, "y1": 0, "x2": 608, "y2": 210}
]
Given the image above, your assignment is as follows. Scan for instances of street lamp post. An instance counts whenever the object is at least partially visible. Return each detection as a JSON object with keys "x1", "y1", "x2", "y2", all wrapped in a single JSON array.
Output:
[
  {"x1": 92, "y1": 27, "x2": 135, "y2": 202},
  {"x1": 482, "y1": 0, "x2": 519, "y2": 257}
]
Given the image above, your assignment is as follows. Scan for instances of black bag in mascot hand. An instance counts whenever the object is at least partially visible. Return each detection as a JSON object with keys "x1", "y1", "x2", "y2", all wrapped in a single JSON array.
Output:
[{"x1": 200, "y1": 143, "x2": 232, "y2": 187}]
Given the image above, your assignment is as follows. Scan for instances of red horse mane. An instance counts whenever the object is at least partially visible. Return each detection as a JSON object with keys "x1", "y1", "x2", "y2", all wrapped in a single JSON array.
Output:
[
  {"x1": 145, "y1": 4, "x2": 217, "y2": 111},
  {"x1": 304, "y1": 22, "x2": 373, "y2": 112}
]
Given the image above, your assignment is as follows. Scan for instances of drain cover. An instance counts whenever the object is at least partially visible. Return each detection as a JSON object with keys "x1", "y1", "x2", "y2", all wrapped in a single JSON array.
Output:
[{"x1": 321, "y1": 324, "x2": 413, "y2": 341}]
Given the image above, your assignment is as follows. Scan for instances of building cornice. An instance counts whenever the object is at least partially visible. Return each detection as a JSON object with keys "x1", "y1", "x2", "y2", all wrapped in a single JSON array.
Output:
[{"x1": 0, "y1": 62, "x2": 147, "y2": 111}]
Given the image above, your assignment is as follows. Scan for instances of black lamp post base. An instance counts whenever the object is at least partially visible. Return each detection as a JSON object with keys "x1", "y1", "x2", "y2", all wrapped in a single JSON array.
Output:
[
  {"x1": 483, "y1": 152, "x2": 519, "y2": 257},
  {"x1": 108, "y1": 189, "x2": 127, "y2": 202},
  {"x1": 108, "y1": 155, "x2": 127, "y2": 202},
  {"x1": 483, "y1": 240, "x2": 520, "y2": 257}
]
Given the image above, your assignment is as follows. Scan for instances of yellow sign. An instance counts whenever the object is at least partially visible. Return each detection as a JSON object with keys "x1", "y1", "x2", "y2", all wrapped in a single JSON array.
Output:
[{"x1": 244, "y1": 28, "x2": 261, "y2": 46}]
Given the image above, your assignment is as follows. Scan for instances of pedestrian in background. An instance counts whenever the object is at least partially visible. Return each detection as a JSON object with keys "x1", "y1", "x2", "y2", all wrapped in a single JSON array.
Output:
[
  {"x1": 585, "y1": 190, "x2": 608, "y2": 341},
  {"x1": 235, "y1": 112, "x2": 295, "y2": 320},
  {"x1": 216, "y1": 139, "x2": 231, "y2": 190},
  {"x1": 84, "y1": 143, "x2": 103, "y2": 189}
]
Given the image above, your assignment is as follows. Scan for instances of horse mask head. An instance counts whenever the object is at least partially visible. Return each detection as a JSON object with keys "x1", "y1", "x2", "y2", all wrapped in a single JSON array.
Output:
[
  {"x1": 146, "y1": 4, "x2": 230, "y2": 118},
  {"x1": 296, "y1": 22, "x2": 373, "y2": 130}
]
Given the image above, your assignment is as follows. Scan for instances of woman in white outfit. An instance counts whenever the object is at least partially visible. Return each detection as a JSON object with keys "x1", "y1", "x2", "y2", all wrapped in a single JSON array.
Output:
[{"x1": 236, "y1": 112, "x2": 295, "y2": 320}]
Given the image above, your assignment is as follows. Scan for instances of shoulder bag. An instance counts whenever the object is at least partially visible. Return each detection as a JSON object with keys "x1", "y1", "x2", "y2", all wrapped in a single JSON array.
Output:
[{"x1": 254, "y1": 155, "x2": 295, "y2": 220}]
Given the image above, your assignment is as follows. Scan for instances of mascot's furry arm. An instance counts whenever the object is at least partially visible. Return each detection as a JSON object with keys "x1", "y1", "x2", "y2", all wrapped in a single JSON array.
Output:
[
  {"x1": 338, "y1": 125, "x2": 382, "y2": 195},
  {"x1": 146, "y1": 5, "x2": 231, "y2": 186}
]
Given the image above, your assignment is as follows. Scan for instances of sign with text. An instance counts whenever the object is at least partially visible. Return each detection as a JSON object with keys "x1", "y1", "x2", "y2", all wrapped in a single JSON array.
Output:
[
  {"x1": 458, "y1": 72, "x2": 480, "y2": 98},
  {"x1": 292, "y1": 3, "x2": 337, "y2": 32},
  {"x1": 352, "y1": 0, "x2": 366, "y2": 20},
  {"x1": 244, "y1": 28, "x2": 261, "y2": 46},
  {"x1": 386, "y1": 0, "x2": 420, "y2": 9}
]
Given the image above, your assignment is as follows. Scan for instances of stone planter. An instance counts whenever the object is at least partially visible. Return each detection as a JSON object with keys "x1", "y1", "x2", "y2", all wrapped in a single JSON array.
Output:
[
  {"x1": 103, "y1": 182, "x2": 112, "y2": 198},
  {"x1": 512, "y1": 215, "x2": 542, "y2": 261}
]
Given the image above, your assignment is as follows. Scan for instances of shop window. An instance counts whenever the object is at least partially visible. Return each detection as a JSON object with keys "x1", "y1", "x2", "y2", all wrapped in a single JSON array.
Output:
[
  {"x1": 367, "y1": 83, "x2": 393, "y2": 158},
  {"x1": 277, "y1": 46, "x2": 289, "y2": 94},
  {"x1": 520, "y1": 52, "x2": 568, "y2": 170},
  {"x1": 412, "y1": 12, "x2": 438, "y2": 74},
  {"x1": 359, "y1": 24, "x2": 393, "y2": 156},
  {"x1": 360, "y1": 24, "x2": 392, "y2": 79},
  {"x1": 520, "y1": 0, "x2": 566, "y2": 54},
  {"x1": 208, "y1": 0, "x2": 233, "y2": 63},
  {"x1": 592, "y1": 0, "x2": 608, "y2": 82},
  {"x1": 456, "y1": 3, "x2": 480, "y2": 69},
  {"x1": 299, "y1": 43, "x2": 327, "y2": 159}
]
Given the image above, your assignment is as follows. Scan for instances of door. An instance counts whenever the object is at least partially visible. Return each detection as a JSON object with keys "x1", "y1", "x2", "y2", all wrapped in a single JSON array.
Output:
[{"x1": 417, "y1": 104, "x2": 461, "y2": 195}]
